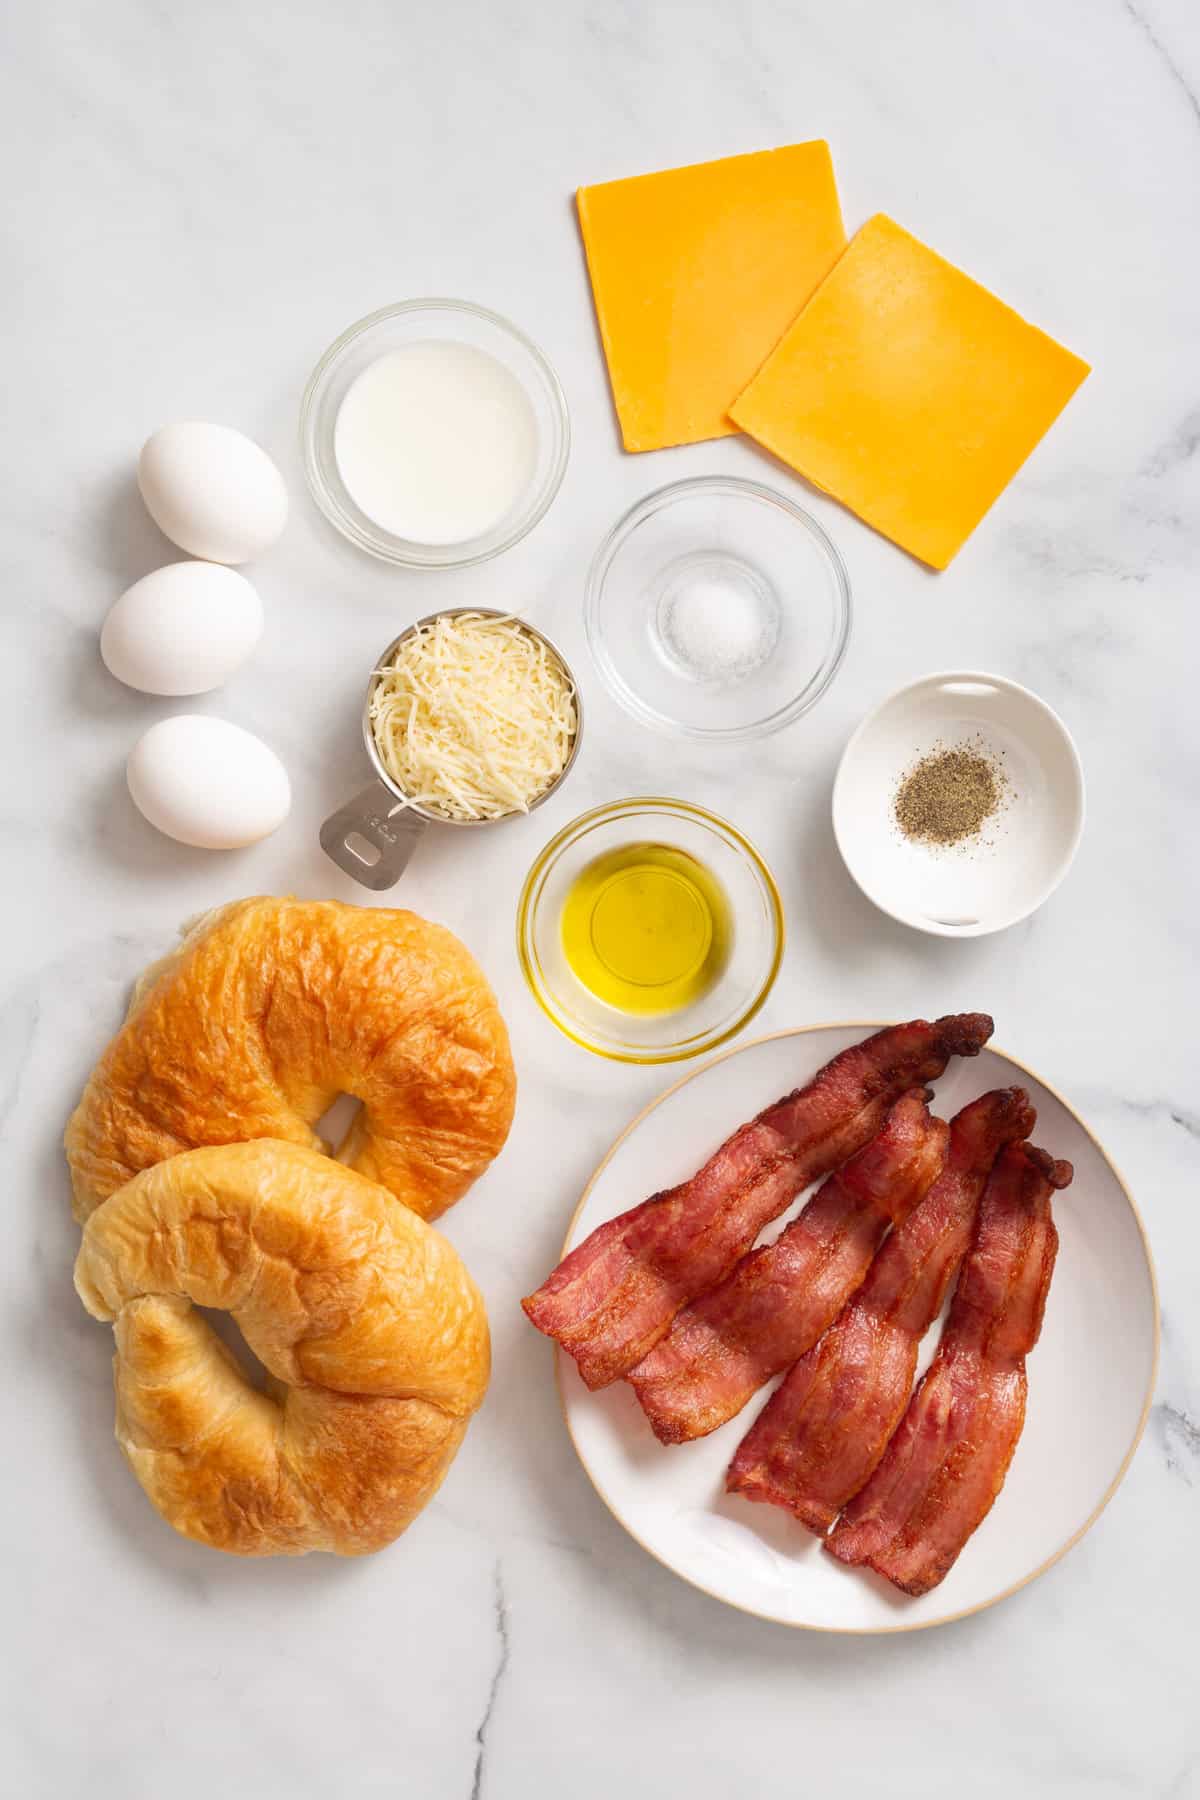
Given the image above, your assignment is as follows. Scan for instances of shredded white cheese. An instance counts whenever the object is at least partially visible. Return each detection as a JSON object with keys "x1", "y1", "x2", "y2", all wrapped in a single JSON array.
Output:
[{"x1": 369, "y1": 612, "x2": 578, "y2": 823}]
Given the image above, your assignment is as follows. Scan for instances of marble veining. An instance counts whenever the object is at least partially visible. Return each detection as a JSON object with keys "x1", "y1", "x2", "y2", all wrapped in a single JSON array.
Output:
[
  {"x1": 1122, "y1": 0, "x2": 1200, "y2": 122},
  {"x1": 3, "y1": 0, "x2": 1199, "y2": 1795},
  {"x1": 471, "y1": 1563, "x2": 512, "y2": 1800},
  {"x1": 1155, "y1": 1402, "x2": 1200, "y2": 1483}
]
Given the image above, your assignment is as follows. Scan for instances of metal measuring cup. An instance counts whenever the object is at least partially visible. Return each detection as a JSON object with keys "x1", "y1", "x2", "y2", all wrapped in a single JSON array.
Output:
[{"x1": 320, "y1": 606, "x2": 584, "y2": 890}]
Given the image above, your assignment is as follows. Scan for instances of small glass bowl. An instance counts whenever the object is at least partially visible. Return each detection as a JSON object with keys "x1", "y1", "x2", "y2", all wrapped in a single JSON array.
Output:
[
  {"x1": 585, "y1": 476, "x2": 851, "y2": 741},
  {"x1": 300, "y1": 298, "x2": 570, "y2": 569},
  {"x1": 517, "y1": 797, "x2": 784, "y2": 1064}
]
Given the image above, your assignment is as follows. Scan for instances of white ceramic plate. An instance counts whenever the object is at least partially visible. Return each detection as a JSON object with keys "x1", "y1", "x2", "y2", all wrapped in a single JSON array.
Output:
[
  {"x1": 832, "y1": 672, "x2": 1085, "y2": 937},
  {"x1": 558, "y1": 1026, "x2": 1158, "y2": 1633}
]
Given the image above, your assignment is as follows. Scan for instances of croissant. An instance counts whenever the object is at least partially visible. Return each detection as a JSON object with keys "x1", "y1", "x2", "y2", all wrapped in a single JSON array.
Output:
[
  {"x1": 74, "y1": 1140, "x2": 490, "y2": 1555},
  {"x1": 65, "y1": 896, "x2": 516, "y2": 1224}
]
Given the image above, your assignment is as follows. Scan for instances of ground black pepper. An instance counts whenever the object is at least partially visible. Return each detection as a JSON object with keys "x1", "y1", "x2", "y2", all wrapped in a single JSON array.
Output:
[{"x1": 894, "y1": 739, "x2": 1010, "y2": 848}]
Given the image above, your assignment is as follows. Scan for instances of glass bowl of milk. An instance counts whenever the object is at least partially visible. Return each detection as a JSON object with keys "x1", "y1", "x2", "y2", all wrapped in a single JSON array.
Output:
[{"x1": 301, "y1": 299, "x2": 570, "y2": 568}]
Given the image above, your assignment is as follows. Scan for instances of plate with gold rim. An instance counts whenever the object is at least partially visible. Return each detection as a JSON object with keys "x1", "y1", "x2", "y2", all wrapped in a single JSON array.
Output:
[{"x1": 555, "y1": 1025, "x2": 1158, "y2": 1632}]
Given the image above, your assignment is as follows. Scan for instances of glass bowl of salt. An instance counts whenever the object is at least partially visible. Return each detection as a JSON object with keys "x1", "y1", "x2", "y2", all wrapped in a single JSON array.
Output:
[{"x1": 584, "y1": 475, "x2": 851, "y2": 741}]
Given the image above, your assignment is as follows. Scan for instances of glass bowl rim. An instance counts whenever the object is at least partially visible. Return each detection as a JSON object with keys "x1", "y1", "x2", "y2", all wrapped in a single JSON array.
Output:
[
  {"x1": 583, "y1": 474, "x2": 853, "y2": 742},
  {"x1": 516, "y1": 794, "x2": 786, "y2": 1064},
  {"x1": 299, "y1": 297, "x2": 571, "y2": 570}
]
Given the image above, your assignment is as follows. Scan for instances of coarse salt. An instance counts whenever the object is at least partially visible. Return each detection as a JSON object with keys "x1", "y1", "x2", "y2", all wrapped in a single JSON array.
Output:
[{"x1": 660, "y1": 574, "x2": 774, "y2": 684}]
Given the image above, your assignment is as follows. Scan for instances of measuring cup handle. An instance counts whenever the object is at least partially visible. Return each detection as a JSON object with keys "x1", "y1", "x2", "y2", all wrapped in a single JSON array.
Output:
[{"x1": 320, "y1": 780, "x2": 427, "y2": 890}]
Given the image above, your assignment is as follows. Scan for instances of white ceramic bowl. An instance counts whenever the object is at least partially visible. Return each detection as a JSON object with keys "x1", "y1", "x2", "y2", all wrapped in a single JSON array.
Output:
[{"x1": 832, "y1": 672, "x2": 1085, "y2": 937}]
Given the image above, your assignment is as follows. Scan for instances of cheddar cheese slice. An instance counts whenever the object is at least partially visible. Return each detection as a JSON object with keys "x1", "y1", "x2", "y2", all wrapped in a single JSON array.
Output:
[
  {"x1": 577, "y1": 143, "x2": 845, "y2": 453},
  {"x1": 730, "y1": 214, "x2": 1091, "y2": 568}
]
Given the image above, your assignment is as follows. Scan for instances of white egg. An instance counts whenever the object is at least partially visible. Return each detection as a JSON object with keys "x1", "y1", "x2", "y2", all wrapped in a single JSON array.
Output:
[
  {"x1": 101, "y1": 561, "x2": 263, "y2": 696},
  {"x1": 137, "y1": 422, "x2": 288, "y2": 564},
  {"x1": 127, "y1": 715, "x2": 291, "y2": 849}
]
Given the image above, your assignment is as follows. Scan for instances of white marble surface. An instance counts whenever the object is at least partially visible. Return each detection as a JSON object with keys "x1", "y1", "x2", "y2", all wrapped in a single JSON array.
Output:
[{"x1": 3, "y1": 1, "x2": 1198, "y2": 1793}]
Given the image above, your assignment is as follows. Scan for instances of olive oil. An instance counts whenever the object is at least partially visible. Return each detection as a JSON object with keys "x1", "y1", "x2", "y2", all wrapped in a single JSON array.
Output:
[{"x1": 560, "y1": 842, "x2": 732, "y2": 1015}]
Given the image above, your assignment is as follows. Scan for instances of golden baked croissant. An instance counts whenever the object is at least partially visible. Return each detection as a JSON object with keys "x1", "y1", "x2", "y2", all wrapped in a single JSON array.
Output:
[
  {"x1": 74, "y1": 1140, "x2": 490, "y2": 1555},
  {"x1": 65, "y1": 897, "x2": 516, "y2": 1224}
]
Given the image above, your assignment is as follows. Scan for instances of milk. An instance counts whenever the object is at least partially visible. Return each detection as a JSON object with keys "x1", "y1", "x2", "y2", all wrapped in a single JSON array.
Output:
[{"x1": 334, "y1": 341, "x2": 538, "y2": 545}]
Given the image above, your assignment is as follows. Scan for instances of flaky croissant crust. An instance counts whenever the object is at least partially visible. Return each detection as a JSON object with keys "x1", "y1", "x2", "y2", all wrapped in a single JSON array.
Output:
[
  {"x1": 75, "y1": 1140, "x2": 491, "y2": 1556},
  {"x1": 65, "y1": 896, "x2": 516, "y2": 1224}
]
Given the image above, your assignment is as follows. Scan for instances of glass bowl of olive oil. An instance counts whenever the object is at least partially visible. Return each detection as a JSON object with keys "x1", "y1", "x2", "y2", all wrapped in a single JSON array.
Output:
[{"x1": 516, "y1": 798, "x2": 784, "y2": 1063}]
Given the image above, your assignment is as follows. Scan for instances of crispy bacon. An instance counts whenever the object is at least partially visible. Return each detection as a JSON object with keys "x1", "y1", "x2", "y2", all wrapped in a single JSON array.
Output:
[
  {"x1": 627, "y1": 1090, "x2": 949, "y2": 1443},
  {"x1": 725, "y1": 1087, "x2": 1035, "y2": 1529},
  {"x1": 522, "y1": 1015, "x2": 994, "y2": 1390},
  {"x1": 824, "y1": 1140, "x2": 1071, "y2": 1596}
]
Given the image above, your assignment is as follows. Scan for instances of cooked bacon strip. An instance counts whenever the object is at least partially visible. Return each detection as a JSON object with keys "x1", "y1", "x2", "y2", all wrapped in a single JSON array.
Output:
[
  {"x1": 824, "y1": 1140, "x2": 1071, "y2": 1596},
  {"x1": 725, "y1": 1087, "x2": 1035, "y2": 1529},
  {"x1": 522, "y1": 1014, "x2": 993, "y2": 1390},
  {"x1": 626, "y1": 1090, "x2": 949, "y2": 1442}
]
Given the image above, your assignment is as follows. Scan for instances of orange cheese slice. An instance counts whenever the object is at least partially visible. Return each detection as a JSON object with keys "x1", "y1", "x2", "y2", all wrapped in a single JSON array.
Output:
[
  {"x1": 730, "y1": 214, "x2": 1091, "y2": 568},
  {"x1": 577, "y1": 144, "x2": 845, "y2": 453}
]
